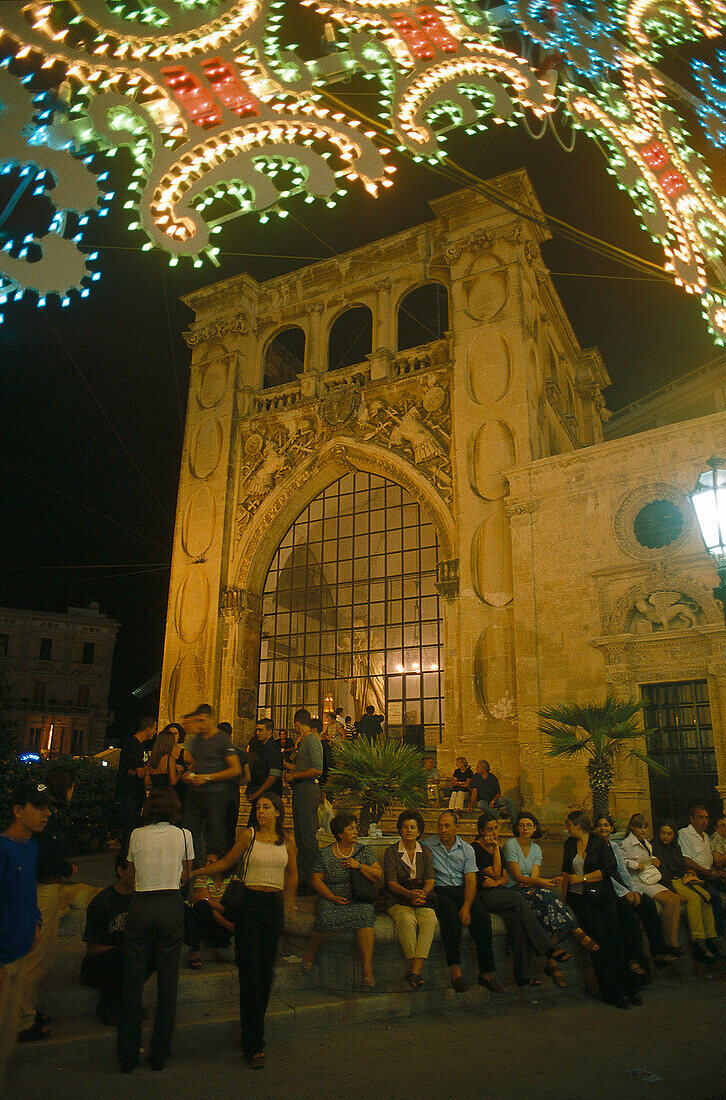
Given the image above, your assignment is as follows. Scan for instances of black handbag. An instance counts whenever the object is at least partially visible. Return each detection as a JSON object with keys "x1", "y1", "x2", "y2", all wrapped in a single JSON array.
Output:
[
  {"x1": 350, "y1": 846, "x2": 379, "y2": 903},
  {"x1": 221, "y1": 833, "x2": 255, "y2": 917}
]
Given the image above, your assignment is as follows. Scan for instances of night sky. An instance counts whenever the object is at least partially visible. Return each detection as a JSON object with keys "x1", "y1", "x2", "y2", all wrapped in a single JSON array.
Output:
[{"x1": 1, "y1": 22, "x2": 722, "y2": 738}]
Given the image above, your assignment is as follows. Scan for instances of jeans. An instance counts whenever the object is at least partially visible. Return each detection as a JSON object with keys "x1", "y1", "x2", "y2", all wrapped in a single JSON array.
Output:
[
  {"x1": 235, "y1": 889, "x2": 284, "y2": 1059},
  {"x1": 184, "y1": 899, "x2": 231, "y2": 951},
  {"x1": 476, "y1": 796, "x2": 516, "y2": 821},
  {"x1": 117, "y1": 891, "x2": 183, "y2": 1071},
  {"x1": 183, "y1": 788, "x2": 231, "y2": 866},
  {"x1": 291, "y1": 781, "x2": 320, "y2": 886}
]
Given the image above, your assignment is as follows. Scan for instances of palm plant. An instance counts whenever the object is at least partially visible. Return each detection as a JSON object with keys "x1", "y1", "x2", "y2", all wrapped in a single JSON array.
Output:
[
  {"x1": 326, "y1": 738, "x2": 428, "y2": 834},
  {"x1": 538, "y1": 693, "x2": 667, "y2": 819}
]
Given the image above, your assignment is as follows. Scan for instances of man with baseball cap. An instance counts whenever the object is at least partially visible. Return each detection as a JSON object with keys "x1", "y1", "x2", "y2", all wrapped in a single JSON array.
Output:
[{"x1": 0, "y1": 779, "x2": 51, "y2": 1085}]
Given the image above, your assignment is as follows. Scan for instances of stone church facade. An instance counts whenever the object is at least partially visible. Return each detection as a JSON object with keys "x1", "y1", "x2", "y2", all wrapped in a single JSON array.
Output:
[{"x1": 160, "y1": 169, "x2": 726, "y2": 823}]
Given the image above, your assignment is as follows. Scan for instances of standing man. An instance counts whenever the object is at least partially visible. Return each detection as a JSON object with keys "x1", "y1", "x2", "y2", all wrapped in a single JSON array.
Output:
[
  {"x1": 183, "y1": 704, "x2": 241, "y2": 864},
  {"x1": 469, "y1": 760, "x2": 516, "y2": 822},
  {"x1": 246, "y1": 718, "x2": 283, "y2": 825},
  {"x1": 0, "y1": 780, "x2": 52, "y2": 1086},
  {"x1": 358, "y1": 705, "x2": 383, "y2": 741},
  {"x1": 116, "y1": 716, "x2": 157, "y2": 848},
  {"x1": 423, "y1": 810, "x2": 500, "y2": 994},
  {"x1": 678, "y1": 804, "x2": 726, "y2": 935},
  {"x1": 284, "y1": 708, "x2": 323, "y2": 896}
]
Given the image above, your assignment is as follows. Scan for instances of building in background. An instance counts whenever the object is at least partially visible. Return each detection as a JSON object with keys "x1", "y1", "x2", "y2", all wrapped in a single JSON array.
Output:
[
  {"x1": 159, "y1": 169, "x2": 726, "y2": 825},
  {"x1": 0, "y1": 602, "x2": 119, "y2": 755}
]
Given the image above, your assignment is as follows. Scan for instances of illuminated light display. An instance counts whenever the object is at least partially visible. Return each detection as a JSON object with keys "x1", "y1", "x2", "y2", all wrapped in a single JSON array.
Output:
[{"x1": 0, "y1": 0, "x2": 723, "y2": 346}]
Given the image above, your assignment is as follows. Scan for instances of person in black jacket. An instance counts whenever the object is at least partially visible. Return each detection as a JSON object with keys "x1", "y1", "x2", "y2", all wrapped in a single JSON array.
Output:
[{"x1": 562, "y1": 810, "x2": 639, "y2": 1009}]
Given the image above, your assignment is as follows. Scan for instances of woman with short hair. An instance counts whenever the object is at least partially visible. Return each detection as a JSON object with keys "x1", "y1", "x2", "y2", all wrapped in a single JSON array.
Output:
[
  {"x1": 562, "y1": 810, "x2": 638, "y2": 1009},
  {"x1": 117, "y1": 788, "x2": 194, "y2": 1073},
  {"x1": 381, "y1": 810, "x2": 437, "y2": 988},
  {"x1": 502, "y1": 811, "x2": 597, "y2": 957},
  {"x1": 302, "y1": 810, "x2": 382, "y2": 988},
  {"x1": 619, "y1": 813, "x2": 683, "y2": 955}
]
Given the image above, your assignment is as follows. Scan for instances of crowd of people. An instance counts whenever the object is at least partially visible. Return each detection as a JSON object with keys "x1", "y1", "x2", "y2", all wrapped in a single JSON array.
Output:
[{"x1": 2, "y1": 706, "x2": 726, "y2": 1082}]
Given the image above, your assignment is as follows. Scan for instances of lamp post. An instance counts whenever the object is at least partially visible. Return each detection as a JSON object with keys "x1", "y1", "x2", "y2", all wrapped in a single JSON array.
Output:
[{"x1": 690, "y1": 456, "x2": 726, "y2": 627}]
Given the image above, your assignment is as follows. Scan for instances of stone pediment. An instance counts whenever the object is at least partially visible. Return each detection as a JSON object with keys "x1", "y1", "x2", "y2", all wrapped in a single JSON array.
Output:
[{"x1": 606, "y1": 564, "x2": 721, "y2": 636}]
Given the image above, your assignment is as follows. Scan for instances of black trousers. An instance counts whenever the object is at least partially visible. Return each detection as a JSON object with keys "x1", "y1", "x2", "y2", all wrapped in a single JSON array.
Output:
[
  {"x1": 183, "y1": 788, "x2": 230, "y2": 866},
  {"x1": 477, "y1": 887, "x2": 552, "y2": 983},
  {"x1": 117, "y1": 891, "x2": 183, "y2": 1070},
  {"x1": 118, "y1": 793, "x2": 144, "y2": 852},
  {"x1": 184, "y1": 899, "x2": 231, "y2": 951},
  {"x1": 568, "y1": 891, "x2": 636, "y2": 1003},
  {"x1": 615, "y1": 892, "x2": 667, "y2": 965},
  {"x1": 235, "y1": 888, "x2": 284, "y2": 1060},
  {"x1": 226, "y1": 786, "x2": 241, "y2": 852},
  {"x1": 436, "y1": 885, "x2": 494, "y2": 972},
  {"x1": 81, "y1": 945, "x2": 156, "y2": 1017}
]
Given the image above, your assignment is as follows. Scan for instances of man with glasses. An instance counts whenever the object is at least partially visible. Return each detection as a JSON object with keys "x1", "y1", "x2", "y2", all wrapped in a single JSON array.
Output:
[{"x1": 246, "y1": 718, "x2": 283, "y2": 826}]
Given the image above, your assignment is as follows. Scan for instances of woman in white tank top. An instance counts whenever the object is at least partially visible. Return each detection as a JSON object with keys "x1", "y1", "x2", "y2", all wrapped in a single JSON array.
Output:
[{"x1": 191, "y1": 792, "x2": 297, "y2": 1068}]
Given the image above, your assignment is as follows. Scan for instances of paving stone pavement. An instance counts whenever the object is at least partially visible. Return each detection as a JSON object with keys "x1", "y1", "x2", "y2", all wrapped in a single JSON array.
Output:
[{"x1": 7, "y1": 973, "x2": 725, "y2": 1100}]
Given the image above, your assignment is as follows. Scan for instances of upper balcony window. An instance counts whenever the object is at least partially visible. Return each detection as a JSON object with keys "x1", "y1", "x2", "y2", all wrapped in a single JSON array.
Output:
[
  {"x1": 82, "y1": 642, "x2": 95, "y2": 665},
  {"x1": 397, "y1": 283, "x2": 448, "y2": 352},
  {"x1": 39, "y1": 638, "x2": 53, "y2": 661},
  {"x1": 263, "y1": 326, "x2": 306, "y2": 389},
  {"x1": 328, "y1": 306, "x2": 372, "y2": 372}
]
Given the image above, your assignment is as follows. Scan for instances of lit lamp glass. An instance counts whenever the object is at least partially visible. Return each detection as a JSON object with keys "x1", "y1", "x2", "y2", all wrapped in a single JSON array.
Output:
[{"x1": 690, "y1": 456, "x2": 726, "y2": 625}]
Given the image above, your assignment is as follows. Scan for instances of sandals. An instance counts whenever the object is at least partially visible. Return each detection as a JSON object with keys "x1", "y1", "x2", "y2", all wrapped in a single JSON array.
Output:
[
  {"x1": 245, "y1": 1052, "x2": 265, "y2": 1069},
  {"x1": 551, "y1": 948, "x2": 571, "y2": 963},
  {"x1": 477, "y1": 974, "x2": 505, "y2": 995},
  {"x1": 573, "y1": 929, "x2": 600, "y2": 953},
  {"x1": 404, "y1": 972, "x2": 423, "y2": 989},
  {"x1": 544, "y1": 960, "x2": 567, "y2": 988},
  {"x1": 187, "y1": 955, "x2": 202, "y2": 970},
  {"x1": 517, "y1": 977, "x2": 543, "y2": 988}
]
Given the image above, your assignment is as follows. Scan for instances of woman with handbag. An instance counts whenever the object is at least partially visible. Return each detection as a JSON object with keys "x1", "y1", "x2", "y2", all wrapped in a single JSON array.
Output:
[
  {"x1": 301, "y1": 810, "x2": 382, "y2": 987},
  {"x1": 619, "y1": 814, "x2": 683, "y2": 955},
  {"x1": 562, "y1": 810, "x2": 638, "y2": 1009},
  {"x1": 117, "y1": 788, "x2": 194, "y2": 1073},
  {"x1": 381, "y1": 810, "x2": 437, "y2": 988},
  {"x1": 652, "y1": 819, "x2": 720, "y2": 962},
  {"x1": 190, "y1": 793, "x2": 297, "y2": 1068}
]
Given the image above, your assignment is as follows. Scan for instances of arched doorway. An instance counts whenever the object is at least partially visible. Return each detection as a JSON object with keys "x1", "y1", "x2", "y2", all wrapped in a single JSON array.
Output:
[{"x1": 257, "y1": 470, "x2": 444, "y2": 747}]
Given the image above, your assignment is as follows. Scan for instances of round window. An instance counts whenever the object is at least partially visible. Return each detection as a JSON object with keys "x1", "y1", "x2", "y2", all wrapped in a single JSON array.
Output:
[{"x1": 633, "y1": 499, "x2": 684, "y2": 550}]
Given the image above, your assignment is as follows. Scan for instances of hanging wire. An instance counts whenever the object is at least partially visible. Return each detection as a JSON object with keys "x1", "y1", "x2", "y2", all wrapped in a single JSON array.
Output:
[{"x1": 44, "y1": 314, "x2": 176, "y2": 527}]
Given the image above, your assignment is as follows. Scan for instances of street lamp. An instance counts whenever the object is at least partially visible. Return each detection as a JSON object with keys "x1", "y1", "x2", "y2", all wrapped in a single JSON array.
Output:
[{"x1": 690, "y1": 455, "x2": 726, "y2": 626}]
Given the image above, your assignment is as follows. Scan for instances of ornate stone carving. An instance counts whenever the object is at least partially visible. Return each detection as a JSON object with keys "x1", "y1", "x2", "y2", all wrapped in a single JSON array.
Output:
[
  {"x1": 184, "y1": 311, "x2": 249, "y2": 347},
  {"x1": 607, "y1": 566, "x2": 719, "y2": 634},
  {"x1": 235, "y1": 368, "x2": 453, "y2": 537},
  {"x1": 505, "y1": 500, "x2": 540, "y2": 517},
  {"x1": 612, "y1": 483, "x2": 693, "y2": 560},
  {"x1": 220, "y1": 586, "x2": 262, "y2": 619}
]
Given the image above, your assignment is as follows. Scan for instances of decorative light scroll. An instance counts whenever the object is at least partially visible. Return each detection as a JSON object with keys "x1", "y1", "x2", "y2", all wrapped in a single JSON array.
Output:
[{"x1": 0, "y1": 0, "x2": 724, "y2": 344}]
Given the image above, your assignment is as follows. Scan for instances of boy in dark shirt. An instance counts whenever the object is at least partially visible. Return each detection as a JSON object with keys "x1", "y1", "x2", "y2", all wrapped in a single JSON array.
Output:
[
  {"x1": 0, "y1": 780, "x2": 51, "y2": 1085},
  {"x1": 80, "y1": 854, "x2": 136, "y2": 1024},
  {"x1": 115, "y1": 716, "x2": 157, "y2": 846}
]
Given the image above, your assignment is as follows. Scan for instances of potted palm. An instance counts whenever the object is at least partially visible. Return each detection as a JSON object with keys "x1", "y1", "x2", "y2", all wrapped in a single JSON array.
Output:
[
  {"x1": 538, "y1": 693, "x2": 667, "y2": 819},
  {"x1": 326, "y1": 739, "x2": 428, "y2": 835}
]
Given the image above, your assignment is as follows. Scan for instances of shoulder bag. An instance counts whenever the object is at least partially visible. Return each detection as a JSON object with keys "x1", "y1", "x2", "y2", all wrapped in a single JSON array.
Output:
[
  {"x1": 221, "y1": 832, "x2": 256, "y2": 917},
  {"x1": 350, "y1": 846, "x2": 380, "y2": 903}
]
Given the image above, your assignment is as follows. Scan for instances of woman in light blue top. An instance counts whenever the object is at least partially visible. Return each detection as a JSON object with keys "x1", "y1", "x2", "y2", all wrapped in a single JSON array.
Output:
[{"x1": 502, "y1": 812, "x2": 598, "y2": 955}]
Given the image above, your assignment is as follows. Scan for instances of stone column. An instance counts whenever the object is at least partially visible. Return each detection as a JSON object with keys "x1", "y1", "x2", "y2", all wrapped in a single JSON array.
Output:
[{"x1": 372, "y1": 277, "x2": 393, "y2": 357}]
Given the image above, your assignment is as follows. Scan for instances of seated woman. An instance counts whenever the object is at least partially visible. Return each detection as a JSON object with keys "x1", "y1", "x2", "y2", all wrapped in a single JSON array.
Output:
[
  {"x1": 594, "y1": 814, "x2": 675, "y2": 978},
  {"x1": 652, "y1": 819, "x2": 720, "y2": 963},
  {"x1": 619, "y1": 814, "x2": 683, "y2": 956},
  {"x1": 474, "y1": 814, "x2": 566, "y2": 989},
  {"x1": 185, "y1": 851, "x2": 235, "y2": 969},
  {"x1": 448, "y1": 757, "x2": 473, "y2": 812},
  {"x1": 381, "y1": 810, "x2": 437, "y2": 988},
  {"x1": 562, "y1": 810, "x2": 638, "y2": 1009},
  {"x1": 302, "y1": 811, "x2": 383, "y2": 988},
  {"x1": 146, "y1": 727, "x2": 180, "y2": 790},
  {"x1": 502, "y1": 811, "x2": 598, "y2": 959}
]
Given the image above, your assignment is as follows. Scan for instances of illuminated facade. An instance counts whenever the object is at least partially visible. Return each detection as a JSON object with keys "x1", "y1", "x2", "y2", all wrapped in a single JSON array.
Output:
[
  {"x1": 160, "y1": 170, "x2": 726, "y2": 822},
  {"x1": 0, "y1": 602, "x2": 118, "y2": 755}
]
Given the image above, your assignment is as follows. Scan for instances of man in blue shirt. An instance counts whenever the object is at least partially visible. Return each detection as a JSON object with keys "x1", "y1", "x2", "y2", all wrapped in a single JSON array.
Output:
[
  {"x1": 423, "y1": 811, "x2": 502, "y2": 994},
  {"x1": 0, "y1": 779, "x2": 52, "y2": 1086}
]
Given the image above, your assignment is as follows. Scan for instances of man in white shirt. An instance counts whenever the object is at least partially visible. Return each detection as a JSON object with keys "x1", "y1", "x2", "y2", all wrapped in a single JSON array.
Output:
[{"x1": 678, "y1": 804, "x2": 726, "y2": 936}]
